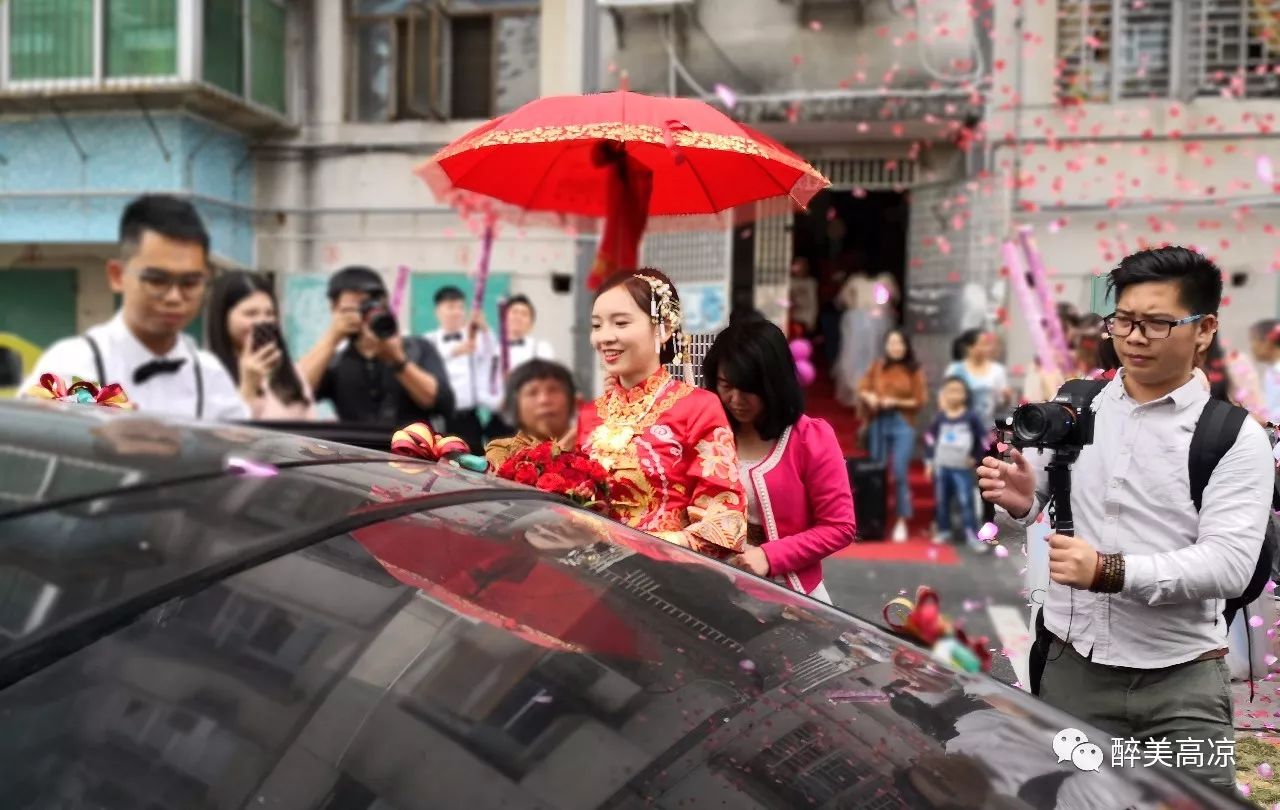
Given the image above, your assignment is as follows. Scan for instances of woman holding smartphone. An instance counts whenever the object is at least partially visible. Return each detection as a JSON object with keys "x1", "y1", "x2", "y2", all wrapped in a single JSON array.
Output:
[{"x1": 207, "y1": 271, "x2": 316, "y2": 420}]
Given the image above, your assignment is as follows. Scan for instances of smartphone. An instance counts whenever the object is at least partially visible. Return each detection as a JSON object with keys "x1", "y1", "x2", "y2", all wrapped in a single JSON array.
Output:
[{"x1": 251, "y1": 322, "x2": 280, "y2": 351}]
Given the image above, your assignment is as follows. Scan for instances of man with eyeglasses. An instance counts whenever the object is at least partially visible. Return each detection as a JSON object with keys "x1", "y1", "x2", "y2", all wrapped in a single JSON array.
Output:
[
  {"x1": 980, "y1": 246, "x2": 1273, "y2": 790},
  {"x1": 20, "y1": 195, "x2": 247, "y2": 420}
]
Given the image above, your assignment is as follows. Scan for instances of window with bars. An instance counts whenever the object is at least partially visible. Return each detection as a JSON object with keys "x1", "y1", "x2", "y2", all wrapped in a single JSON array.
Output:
[
  {"x1": 1186, "y1": 0, "x2": 1280, "y2": 98},
  {"x1": 3, "y1": 1, "x2": 287, "y2": 115},
  {"x1": 1057, "y1": 0, "x2": 1280, "y2": 101},
  {"x1": 347, "y1": 0, "x2": 540, "y2": 122}
]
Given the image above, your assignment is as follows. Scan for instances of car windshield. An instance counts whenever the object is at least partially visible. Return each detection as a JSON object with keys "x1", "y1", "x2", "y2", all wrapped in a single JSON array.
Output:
[{"x1": 0, "y1": 481, "x2": 1231, "y2": 809}]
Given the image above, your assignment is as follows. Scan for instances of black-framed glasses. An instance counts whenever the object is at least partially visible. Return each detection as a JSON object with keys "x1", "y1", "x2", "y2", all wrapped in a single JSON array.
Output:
[
  {"x1": 1104, "y1": 313, "x2": 1205, "y2": 340},
  {"x1": 134, "y1": 268, "x2": 208, "y2": 299}
]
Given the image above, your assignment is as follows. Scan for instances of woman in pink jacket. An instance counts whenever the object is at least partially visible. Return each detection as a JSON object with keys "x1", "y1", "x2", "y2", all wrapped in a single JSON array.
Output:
[{"x1": 702, "y1": 315, "x2": 857, "y2": 603}]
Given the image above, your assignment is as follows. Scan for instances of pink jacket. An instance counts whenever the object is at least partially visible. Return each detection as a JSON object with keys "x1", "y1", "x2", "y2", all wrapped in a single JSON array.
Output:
[{"x1": 747, "y1": 415, "x2": 856, "y2": 595}]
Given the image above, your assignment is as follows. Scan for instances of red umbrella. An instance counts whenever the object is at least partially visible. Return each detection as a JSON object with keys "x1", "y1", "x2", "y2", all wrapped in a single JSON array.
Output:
[
  {"x1": 352, "y1": 518, "x2": 655, "y2": 661},
  {"x1": 417, "y1": 88, "x2": 829, "y2": 288}
]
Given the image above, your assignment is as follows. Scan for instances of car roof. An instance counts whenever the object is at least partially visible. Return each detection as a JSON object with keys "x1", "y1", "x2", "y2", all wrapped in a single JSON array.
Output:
[{"x1": 0, "y1": 402, "x2": 1247, "y2": 809}]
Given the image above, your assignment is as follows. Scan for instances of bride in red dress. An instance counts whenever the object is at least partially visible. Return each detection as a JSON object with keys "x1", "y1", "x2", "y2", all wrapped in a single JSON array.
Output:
[{"x1": 579, "y1": 269, "x2": 747, "y2": 556}]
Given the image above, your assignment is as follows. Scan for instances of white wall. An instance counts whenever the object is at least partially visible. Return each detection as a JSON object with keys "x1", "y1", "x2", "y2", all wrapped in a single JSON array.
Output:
[
  {"x1": 985, "y1": 1, "x2": 1280, "y2": 382},
  {"x1": 254, "y1": 0, "x2": 586, "y2": 362}
]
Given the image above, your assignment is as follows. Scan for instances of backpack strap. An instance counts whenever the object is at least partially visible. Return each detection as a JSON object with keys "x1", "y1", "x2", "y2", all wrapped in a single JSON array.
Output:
[
  {"x1": 1189, "y1": 398, "x2": 1249, "y2": 511},
  {"x1": 83, "y1": 334, "x2": 106, "y2": 386}
]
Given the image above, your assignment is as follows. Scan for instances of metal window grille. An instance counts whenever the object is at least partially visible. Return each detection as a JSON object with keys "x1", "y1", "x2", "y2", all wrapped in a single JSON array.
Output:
[
  {"x1": 643, "y1": 225, "x2": 732, "y2": 387},
  {"x1": 752, "y1": 197, "x2": 793, "y2": 333},
  {"x1": 1057, "y1": 0, "x2": 1116, "y2": 102},
  {"x1": 808, "y1": 158, "x2": 919, "y2": 190},
  {"x1": 1186, "y1": 0, "x2": 1280, "y2": 98},
  {"x1": 1057, "y1": 0, "x2": 1174, "y2": 100}
]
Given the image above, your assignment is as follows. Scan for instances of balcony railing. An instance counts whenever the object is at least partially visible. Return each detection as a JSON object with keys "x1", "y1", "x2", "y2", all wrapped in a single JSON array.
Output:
[
  {"x1": 1057, "y1": 0, "x2": 1280, "y2": 103},
  {"x1": 0, "y1": 0, "x2": 288, "y2": 124}
]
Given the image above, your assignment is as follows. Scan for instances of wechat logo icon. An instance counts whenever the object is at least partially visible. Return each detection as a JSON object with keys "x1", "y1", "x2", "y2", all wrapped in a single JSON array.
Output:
[{"x1": 1053, "y1": 728, "x2": 1104, "y2": 772}]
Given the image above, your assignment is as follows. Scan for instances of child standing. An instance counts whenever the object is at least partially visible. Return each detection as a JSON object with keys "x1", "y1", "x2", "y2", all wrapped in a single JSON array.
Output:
[{"x1": 924, "y1": 376, "x2": 989, "y2": 552}]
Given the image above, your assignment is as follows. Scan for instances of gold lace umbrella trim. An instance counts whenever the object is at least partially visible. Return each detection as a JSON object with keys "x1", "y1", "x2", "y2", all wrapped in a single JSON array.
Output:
[{"x1": 418, "y1": 122, "x2": 830, "y2": 212}]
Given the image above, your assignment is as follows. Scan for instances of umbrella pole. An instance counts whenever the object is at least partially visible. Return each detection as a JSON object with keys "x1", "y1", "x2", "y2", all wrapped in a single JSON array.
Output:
[{"x1": 470, "y1": 215, "x2": 498, "y2": 337}]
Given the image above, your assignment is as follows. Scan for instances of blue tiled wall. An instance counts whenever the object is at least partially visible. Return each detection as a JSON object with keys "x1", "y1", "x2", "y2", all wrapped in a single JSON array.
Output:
[{"x1": 0, "y1": 113, "x2": 254, "y2": 265}]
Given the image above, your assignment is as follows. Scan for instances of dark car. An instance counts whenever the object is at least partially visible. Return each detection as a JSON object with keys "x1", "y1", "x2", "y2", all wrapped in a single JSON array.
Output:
[{"x1": 0, "y1": 401, "x2": 1247, "y2": 810}]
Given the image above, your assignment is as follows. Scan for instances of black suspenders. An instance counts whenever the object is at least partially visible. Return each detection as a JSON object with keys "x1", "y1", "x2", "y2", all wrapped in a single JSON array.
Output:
[{"x1": 82, "y1": 333, "x2": 205, "y2": 418}]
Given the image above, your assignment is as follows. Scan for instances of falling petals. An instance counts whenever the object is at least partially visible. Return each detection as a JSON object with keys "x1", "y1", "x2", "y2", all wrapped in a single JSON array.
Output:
[
  {"x1": 226, "y1": 457, "x2": 279, "y2": 478},
  {"x1": 1258, "y1": 762, "x2": 1274, "y2": 780},
  {"x1": 977, "y1": 522, "x2": 999, "y2": 542},
  {"x1": 1267, "y1": 654, "x2": 1279, "y2": 667},
  {"x1": 1252, "y1": 615, "x2": 1266, "y2": 628},
  {"x1": 993, "y1": 545, "x2": 1010, "y2": 559},
  {"x1": 713, "y1": 83, "x2": 737, "y2": 109},
  {"x1": 1259, "y1": 155, "x2": 1275, "y2": 184}
]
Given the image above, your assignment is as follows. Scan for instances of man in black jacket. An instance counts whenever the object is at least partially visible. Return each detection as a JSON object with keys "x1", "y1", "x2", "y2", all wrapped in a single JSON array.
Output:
[{"x1": 299, "y1": 266, "x2": 454, "y2": 427}]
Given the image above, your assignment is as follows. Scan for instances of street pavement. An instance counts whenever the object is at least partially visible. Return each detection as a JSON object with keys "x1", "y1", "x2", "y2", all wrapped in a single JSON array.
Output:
[{"x1": 824, "y1": 537, "x2": 1032, "y2": 688}]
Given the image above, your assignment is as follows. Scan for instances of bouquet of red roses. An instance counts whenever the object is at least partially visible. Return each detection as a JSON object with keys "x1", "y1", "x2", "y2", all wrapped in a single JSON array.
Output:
[{"x1": 495, "y1": 442, "x2": 616, "y2": 516}]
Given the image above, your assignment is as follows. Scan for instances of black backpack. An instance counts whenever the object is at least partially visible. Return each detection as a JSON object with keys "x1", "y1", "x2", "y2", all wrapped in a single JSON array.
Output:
[{"x1": 1070, "y1": 380, "x2": 1277, "y2": 627}]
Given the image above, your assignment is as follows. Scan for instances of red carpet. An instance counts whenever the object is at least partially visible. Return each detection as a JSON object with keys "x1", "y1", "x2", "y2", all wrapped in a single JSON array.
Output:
[{"x1": 832, "y1": 538, "x2": 959, "y2": 565}]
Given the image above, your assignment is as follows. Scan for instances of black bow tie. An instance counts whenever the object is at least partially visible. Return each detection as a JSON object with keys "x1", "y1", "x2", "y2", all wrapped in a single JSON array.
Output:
[
  {"x1": 508, "y1": 338, "x2": 525, "y2": 347},
  {"x1": 134, "y1": 358, "x2": 187, "y2": 384},
  {"x1": 443, "y1": 332, "x2": 463, "y2": 343}
]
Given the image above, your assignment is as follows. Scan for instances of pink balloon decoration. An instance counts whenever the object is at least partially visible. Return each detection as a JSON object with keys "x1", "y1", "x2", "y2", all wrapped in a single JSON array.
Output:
[
  {"x1": 790, "y1": 338, "x2": 813, "y2": 362},
  {"x1": 795, "y1": 360, "x2": 816, "y2": 387}
]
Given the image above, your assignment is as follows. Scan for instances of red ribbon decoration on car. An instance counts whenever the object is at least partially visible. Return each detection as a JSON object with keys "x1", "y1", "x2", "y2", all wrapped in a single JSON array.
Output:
[
  {"x1": 883, "y1": 586, "x2": 992, "y2": 673},
  {"x1": 28, "y1": 373, "x2": 135, "y2": 410},
  {"x1": 391, "y1": 422, "x2": 471, "y2": 461}
]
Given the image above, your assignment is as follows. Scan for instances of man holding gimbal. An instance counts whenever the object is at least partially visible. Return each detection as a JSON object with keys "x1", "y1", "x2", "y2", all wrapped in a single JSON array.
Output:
[
  {"x1": 980, "y1": 247, "x2": 1273, "y2": 790},
  {"x1": 299, "y1": 266, "x2": 454, "y2": 426}
]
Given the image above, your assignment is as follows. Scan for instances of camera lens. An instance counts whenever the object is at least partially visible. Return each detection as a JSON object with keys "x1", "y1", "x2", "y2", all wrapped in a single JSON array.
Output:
[{"x1": 1011, "y1": 403, "x2": 1075, "y2": 445}]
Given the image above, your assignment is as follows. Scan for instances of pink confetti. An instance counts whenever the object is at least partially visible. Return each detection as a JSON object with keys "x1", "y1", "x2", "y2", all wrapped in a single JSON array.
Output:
[
  {"x1": 874, "y1": 283, "x2": 891, "y2": 306},
  {"x1": 1259, "y1": 762, "x2": 1274, "y2": 779},
  {"x1": 739, "y1": 659, "x2": 756, "y2": 672},
  {"x1": 1239, "y1": 783, "x2": 1251, "y2": 798},
  {"x1": 1252, "y1": 615, "x2": 1266, "y2": 628},
  {"x1": 1267, "y1": 654, "x2": 1279, "y2": 667},
  {"x1": 1267, "y1": 580, "x2": 1277, "y2": 593},
  {"x1": 977, "y1": 523, "x2": 999, "y2": 542},
  {"x1": 993, "y1": 545, "x2": 1010, "y2": 559},
  {"x1": 1259, "y1": 155, "x2": 1275, "y2": 184},
  {"x1": 226, "y1": 457, "x2": 278, "y2": 478},
  {"x1": 713, "y1": 83, "x2": 737, "y2": 109},
  {"x1": 808, "y1": 20, "x2": 823, "y2": 32}
]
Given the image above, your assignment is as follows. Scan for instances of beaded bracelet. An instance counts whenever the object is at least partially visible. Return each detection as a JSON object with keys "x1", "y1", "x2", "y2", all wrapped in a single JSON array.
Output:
[{"x1": 1089, "y1": 552, "x2": 1125, "y2": 594}]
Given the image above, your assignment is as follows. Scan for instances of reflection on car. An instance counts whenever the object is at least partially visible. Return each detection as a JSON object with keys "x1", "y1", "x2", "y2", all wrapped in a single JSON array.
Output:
[{"x1": 0, "y1": 401, "x2": 1249, "y2": 809}]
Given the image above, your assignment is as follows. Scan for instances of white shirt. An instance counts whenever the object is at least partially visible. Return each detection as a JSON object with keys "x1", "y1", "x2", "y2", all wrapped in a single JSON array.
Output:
[
  {"x1": 18, "y1": 312, "x2": 247, "y2": 421},
  {"x1": 425, "y1": 327, "x2": 500, "y2": 412},
  {"x1": 504, "y1": 335, "x2": 554, "y2": 371},
  {"x1": 1002, "y1": 371, "x2": 1274, "y2": 668}
]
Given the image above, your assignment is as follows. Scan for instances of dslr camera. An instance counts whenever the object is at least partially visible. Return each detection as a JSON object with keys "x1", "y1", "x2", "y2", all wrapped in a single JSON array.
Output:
[
  {"x1": 1006, "y1": 379, "x2": 1098, "y2": 454},
  {"x1": 359, "y1": 295, "x2": 399, "y2": 340}
]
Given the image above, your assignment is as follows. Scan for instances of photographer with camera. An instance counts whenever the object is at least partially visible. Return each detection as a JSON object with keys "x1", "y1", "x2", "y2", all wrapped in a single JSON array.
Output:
[
  {"x1": 979, "y1": 247, "x2": 1273, "y2": 791},
  {"x1": 299, "y1": 266, "x2": 454, "y2": 427}
]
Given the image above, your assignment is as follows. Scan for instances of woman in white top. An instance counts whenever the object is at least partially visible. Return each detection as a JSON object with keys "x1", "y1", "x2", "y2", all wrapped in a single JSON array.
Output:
[{"x1": 207, "y1": 271, "x2": 316, "y2": 421}]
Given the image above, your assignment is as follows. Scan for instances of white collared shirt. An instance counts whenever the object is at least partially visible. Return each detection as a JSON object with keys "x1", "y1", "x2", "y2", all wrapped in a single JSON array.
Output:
[
  {"x1": 504, "y1": 335, "x2": 554, "y2": 371},
  {"x1": 1003, "y1": 371, "x2": 1274, "y2": 668},
  {"x1": 424, "y1": 327, "x2": 500, "y2": 412},
  {"x1": 18, "y1": 312, "x2": 248, "y2": 421}
]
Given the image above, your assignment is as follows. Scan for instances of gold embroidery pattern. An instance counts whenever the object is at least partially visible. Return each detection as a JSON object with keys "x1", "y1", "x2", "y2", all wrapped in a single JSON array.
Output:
[
  {"x1": 585, "y1": 369, "x2": 696, "y2": 531},
  {"x1": 425, "y1": 124, "x2": 829, "y2": 189},
  {"x1": 695, "y1": 426, "x2": 739, "y2": 484},
  {"x1": 484, "y1": 432, "x2": 538, "y2": 470}
]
